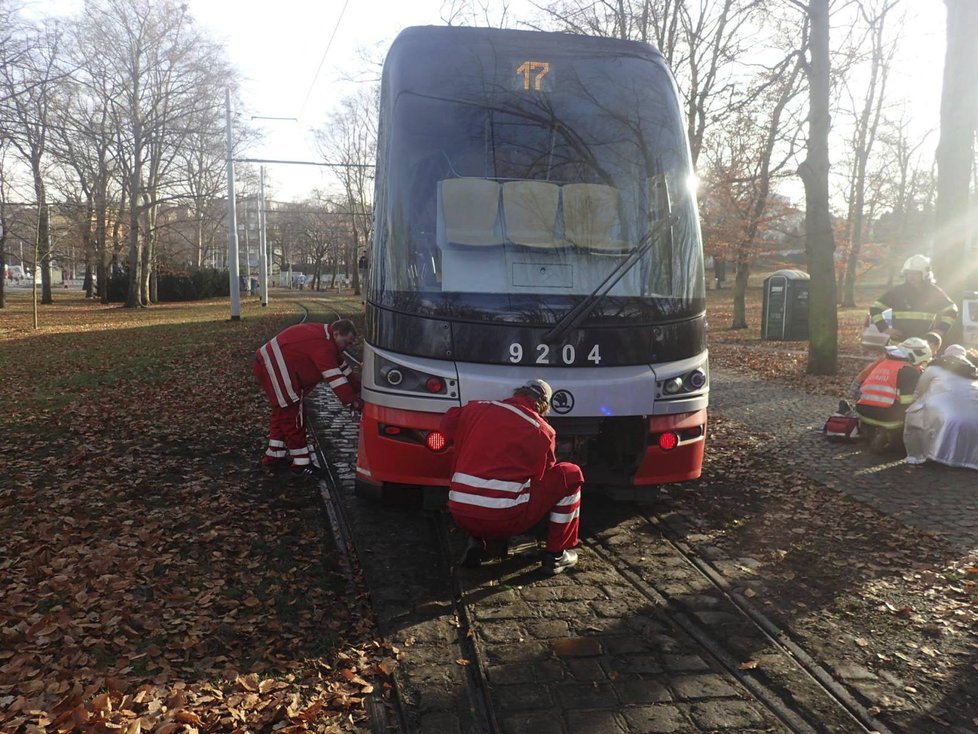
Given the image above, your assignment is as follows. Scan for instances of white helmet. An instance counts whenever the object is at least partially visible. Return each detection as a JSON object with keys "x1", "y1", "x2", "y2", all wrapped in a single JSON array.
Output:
[
  {"x1": 901, "y1": 254, "x2": 933, "y2": 281},
  {"x1": 899, "y1": 337, "x2": 932, "y2": 366}
]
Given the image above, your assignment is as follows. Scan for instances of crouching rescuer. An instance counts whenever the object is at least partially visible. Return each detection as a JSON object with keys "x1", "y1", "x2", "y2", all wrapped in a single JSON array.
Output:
[
  {"x1": 253, "y1": 319, "x2": 361, "y2": 476},
  {"x1": 439, "y1": 379, "x2": 584, "y2": 575}
]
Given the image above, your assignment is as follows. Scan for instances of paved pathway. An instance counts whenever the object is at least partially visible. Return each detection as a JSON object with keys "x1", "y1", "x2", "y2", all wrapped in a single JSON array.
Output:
[{"x1": 711, "y1": 368, "x2": 978, "y2": 551}]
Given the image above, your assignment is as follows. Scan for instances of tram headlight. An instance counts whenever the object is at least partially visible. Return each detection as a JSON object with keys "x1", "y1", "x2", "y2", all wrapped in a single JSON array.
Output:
[
  {"x1": 685, "y1": 368, "x2": 707, "y2": 390},
  {"x1": 663, "y1": 377, "x2": 684, "y2": 395},
  {"x1": 383, "y1": 367, "x2": 403, "y2": 386}
]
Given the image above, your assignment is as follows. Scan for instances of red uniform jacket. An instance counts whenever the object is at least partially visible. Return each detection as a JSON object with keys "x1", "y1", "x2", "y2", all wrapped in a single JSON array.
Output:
[
  {"x1": 255, "y1": 323, "x2": 359, "y2": 407},
  {"x1": 440, "y1": 396, "x2": 556, "y2": 521}
]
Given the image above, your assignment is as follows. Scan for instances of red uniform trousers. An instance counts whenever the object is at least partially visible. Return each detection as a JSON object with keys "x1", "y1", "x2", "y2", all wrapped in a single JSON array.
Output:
[
  {"x1": 450, "y1": 461, "x2": 583, "y2": 553},
  {"x1": 253, "y1": 357, "x2": 312, "y2": 468}
]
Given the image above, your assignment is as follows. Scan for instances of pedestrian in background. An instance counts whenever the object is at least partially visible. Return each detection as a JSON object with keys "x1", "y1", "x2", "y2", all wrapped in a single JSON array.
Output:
[
  {"x1": 440, "y1": 379, "x2": 584, "y2": 575},
  {"x1": 253, "y1": 318, "x2": 361, "y2": 476}
]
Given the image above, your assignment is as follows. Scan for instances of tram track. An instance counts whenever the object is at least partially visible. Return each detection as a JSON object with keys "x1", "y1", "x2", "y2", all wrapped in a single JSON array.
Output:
[
  {"x1": 581, "y1": 506, "x2": 898, "y2": 734},
  {"x1": 294, "y1": 299, "x2": 902, "y2": 733}
]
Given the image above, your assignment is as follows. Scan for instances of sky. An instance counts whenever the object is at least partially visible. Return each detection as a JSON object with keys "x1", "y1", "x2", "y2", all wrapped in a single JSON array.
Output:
[
  {"x1": 188, "y1": 0, "x2": 513, "y2": 201},
  {"x1": 25, "y1": 0, "x2": 949, "y2": 204},
  {"x1": 187, "y1": 0, "x2": 948, "y2": 204}
]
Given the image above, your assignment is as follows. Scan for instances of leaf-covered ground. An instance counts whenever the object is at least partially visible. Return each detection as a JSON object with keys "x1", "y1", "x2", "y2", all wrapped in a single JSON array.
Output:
[
  {"x1": 705, "y1": 282, "x2": 875, "y2": 396},
  {"x1": 0, "y1": 291, "x2": 386, "y2": 734}
]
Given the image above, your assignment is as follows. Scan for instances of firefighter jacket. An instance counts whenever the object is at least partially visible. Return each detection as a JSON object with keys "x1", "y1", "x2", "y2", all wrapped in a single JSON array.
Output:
[
  {"x1": 440, "y1": 396, "x2": 555, "y2": 521},
  {"x1": 255, "y1": 323, "x2": 360, "y2": 408},
  {"x1": 870, "y1": 281, "x2": 958, "y2": 339},
  {"x1": 856, "y1": 358, "x2": 920, "y2": 428}
]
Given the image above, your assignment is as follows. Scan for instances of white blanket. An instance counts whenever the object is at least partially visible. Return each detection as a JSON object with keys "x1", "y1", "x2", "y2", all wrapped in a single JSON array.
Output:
[{"x1": 904, "y1": 369, "x2": 978, "y2": 469}]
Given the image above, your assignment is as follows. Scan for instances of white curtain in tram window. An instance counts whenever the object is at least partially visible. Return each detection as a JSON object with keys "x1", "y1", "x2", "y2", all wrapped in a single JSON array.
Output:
[
  {"x1": 562, "y1": 183, "x2": 624, "y2": 252},
  {"x1": 440, "y1": 178, "x2": 503, "y2": 246},
  {"x1": 502, "y1": 181, "x2": 560, "y2": 248}
]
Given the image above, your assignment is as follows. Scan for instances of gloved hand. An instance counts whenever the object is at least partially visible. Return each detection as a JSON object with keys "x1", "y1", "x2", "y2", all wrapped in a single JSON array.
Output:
[{"x1": 350, "y1": 398, "x2": 364, "y2": 418}]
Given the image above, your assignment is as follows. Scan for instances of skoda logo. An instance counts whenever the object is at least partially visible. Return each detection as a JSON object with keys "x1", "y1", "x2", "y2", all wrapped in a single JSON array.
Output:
[{"x1": 551, "y1": 389, "x2": 575, "y2": 414}]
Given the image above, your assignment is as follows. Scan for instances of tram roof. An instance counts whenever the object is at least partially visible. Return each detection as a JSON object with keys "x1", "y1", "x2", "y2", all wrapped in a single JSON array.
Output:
[{"x1": 386, "y1": 25, "x2": 665, "y2": 66}]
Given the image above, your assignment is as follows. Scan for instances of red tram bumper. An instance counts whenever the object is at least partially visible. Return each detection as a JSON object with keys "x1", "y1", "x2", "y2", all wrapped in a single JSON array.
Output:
[
  {"x1": 633, "y1": 410, "x2": 707, "y2": 485},
  {"x1": 357, "y1": 403, "x2": 707, "y2": 491},
  {"x1": 356, "y1": 403, "x2": 452, "y2": 489}
]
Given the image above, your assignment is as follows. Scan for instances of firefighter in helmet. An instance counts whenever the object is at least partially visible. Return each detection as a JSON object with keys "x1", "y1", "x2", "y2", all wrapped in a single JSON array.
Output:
[
  {"x1": 869, "y1": 254, "x2": 958, "y2": 346},
  {"x1": 855, "y1": 336, "x2": 932, "y2": 451}
]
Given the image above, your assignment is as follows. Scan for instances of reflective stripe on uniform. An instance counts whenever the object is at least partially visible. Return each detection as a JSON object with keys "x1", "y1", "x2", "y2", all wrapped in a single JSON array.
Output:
[
  {"x1": 891, "y1": 310, "x2": 937, "y2": 320},
  {"x1": 260, "y1": 337, "x2": 300, "y2": 407},
  {"x1": 550, "y1": 506, "x2": 581, "y2": 524},
  {"x1": 451, "y1": 472, "x2": 531, "y2": 494},
  {"x1": 858, "y1": 415, "x2": 905, "y2": 429},
  {"x1": 487, "y1": 400, "x2": 540, "y2": 428},
  {"x1": 448, "y1": 490, "x2": 531, "y2": 509},
  {"x1": 328, "y1": 376, "x2": 349, "y2": 389}
]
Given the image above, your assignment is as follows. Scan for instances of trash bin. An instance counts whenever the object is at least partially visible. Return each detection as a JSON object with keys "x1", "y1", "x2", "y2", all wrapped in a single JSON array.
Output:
[
  {"x1": 962, "y1": 292, "x2": 978, "y2": 349},
  {"x1": 761, "y1": 269, "x2": 810, "y2": 340}
]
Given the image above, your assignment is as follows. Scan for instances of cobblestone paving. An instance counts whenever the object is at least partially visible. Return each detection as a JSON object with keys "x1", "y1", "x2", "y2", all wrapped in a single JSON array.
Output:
[
  {"x1": 305, "y1": 365, "x2": 978, "y2": 734},
  {"x1": 710, "y1": 368, "x2": 978, "y2": 550}
]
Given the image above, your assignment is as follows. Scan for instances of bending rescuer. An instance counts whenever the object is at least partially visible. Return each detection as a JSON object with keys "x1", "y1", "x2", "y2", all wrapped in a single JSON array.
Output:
[
  {"x1": 253, "y1": 318, "x2": 361, "y2": 476},
  {"x1": 439, "y1": 379, "x2": 584, "y2": 575}
]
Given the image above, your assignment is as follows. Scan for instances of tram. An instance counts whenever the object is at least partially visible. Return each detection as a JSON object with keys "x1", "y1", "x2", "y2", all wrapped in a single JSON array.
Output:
[{"x1": 355, "y1": 25, "x2": 708, "y2": 499}]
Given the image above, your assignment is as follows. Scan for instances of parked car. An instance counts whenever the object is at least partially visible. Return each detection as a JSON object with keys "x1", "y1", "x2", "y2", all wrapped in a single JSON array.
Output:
[{"x1": 860, "y1": 308, "x2": 892, "y2": 351}]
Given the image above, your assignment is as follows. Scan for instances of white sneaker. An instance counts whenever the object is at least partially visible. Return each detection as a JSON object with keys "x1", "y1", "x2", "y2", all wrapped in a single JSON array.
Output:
[{"x1": 542, "y1": 549, "x2": 578, "y2": 575}]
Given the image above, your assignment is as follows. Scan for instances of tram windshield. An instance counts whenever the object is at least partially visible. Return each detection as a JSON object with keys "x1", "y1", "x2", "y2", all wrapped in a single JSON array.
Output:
[{"x1": 372, "y1": 35, "x2": 705, "y2": 324}]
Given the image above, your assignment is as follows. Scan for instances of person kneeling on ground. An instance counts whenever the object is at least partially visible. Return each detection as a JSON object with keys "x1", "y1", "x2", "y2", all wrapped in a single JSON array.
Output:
[
  {"x1": 439, "y1": 379, "x2": 584, "y2": 575},
  {"x1": 253, "y1": 318, "x2": 361, "y2": 476},
  {"x1": 855, "y1": 337, "x2": 931, "y2": 451}
]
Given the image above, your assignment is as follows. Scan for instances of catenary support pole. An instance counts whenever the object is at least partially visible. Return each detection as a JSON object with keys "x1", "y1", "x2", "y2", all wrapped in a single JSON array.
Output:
[
  {"x1": 259, "y1": 166, "x2": 269, "y2": 306},
  {"x1": 226, "y1": 87, "x2": 241, "y2": 321}
]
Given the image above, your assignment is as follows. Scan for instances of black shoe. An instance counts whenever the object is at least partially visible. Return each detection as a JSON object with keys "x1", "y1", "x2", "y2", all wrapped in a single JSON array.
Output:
[
  {"x1": 542, "y1": 549, "x2": 578, "y2": 575},
  {"x1": 460, "y1": 537, "x2": 487, "y2": 568},
  {"x1": 838, "y1": 400, "x2": 852, "y2": 415},
  {"x1": 291, "y1": 465, "x2": 322, "y2": 479},
  {"x1": 485, "y1": 538, "x2": 509, "y2": 559}
]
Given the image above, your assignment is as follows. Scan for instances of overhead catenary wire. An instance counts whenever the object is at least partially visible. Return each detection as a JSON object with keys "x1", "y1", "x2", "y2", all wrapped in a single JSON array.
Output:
[{"x1": 297, "y1": 0, "x2": 351, "y2": 121}]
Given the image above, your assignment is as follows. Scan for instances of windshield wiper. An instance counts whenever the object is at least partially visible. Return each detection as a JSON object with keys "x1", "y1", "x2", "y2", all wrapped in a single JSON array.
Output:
[{"x1": 542, "y1": 214, "x2": 677, "y2": 345}]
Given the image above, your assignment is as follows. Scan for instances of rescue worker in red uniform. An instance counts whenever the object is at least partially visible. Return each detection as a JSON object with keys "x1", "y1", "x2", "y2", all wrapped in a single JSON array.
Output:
[
  {"x1": 869, "y1": 254, "x2": 958, "y2": 345},
  {"x1": 439, "y1": 379, "x2": 584, "y2": 575},
  {"x1": 253, "y1": 319, "x2": 361, "y2": 475},
  {"x1": 855, "y1": 337, "x2": 931, "y2": 451}
]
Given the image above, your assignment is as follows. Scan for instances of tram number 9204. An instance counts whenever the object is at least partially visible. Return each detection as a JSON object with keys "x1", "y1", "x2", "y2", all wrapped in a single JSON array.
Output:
[{"x1": 508, "y1": 343, "x2": 602, "y2": 365}]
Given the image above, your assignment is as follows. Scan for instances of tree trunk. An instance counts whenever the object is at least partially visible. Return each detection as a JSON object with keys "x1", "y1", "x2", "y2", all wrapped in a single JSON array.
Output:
[
  {"x1": 934, "y1": 0, "x2": 978, "y2": 296},
  {"x1": 731, "y1": 254, "x2": 750, "y2": 329},
  {"x1": 800, "y1": 0, "x2": 838, "y2": 375}
]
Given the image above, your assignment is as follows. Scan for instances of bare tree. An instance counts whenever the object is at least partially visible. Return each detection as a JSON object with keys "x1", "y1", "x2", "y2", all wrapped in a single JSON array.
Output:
[
  {"x1": 79, "y1": 0, "x2": 234, "y2": 307},
  {"x1": 314, "y1": 87, "x2": 378, "y2": 296},
  {"x1": 933, "y1": 0, "x2": 978, "y2": 295},
  {"x1": 793, "y1": 0, "x2": 838, "y2": 374},
  {"x1": 0, "y1": 17, "x2": 63, "y2": 310},
  {"x1": 839, "y1": 0, "x2": 901, "y2": 307},
  {"x1": 534, "y1": 0, "x2": 767, "y2": 165},
  {"x1": 701, "y1": 51, "x2": 805, "y2": 329}
]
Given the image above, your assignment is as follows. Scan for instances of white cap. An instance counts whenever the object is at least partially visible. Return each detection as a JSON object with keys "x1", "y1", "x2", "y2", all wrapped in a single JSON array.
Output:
[
  {"x1": 523, "y1": 379, "x2": 553, "y2": 404},
  {"x1": 944, "y1": 344, "x2": 968, "y2": 360}
]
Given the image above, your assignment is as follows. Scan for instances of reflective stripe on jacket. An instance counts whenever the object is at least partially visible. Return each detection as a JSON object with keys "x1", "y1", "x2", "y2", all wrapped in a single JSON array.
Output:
[
  {"x1": 255, "y1": 323, "x2": 359, "y2": 407},
  {"x1": 440, "y1": 396, "x2": 555, "y2": 522},
  {"x1": 870, "y1": 281, "x2": 958, "y2": 338},
  {"x1": 856, "y1": 358, "x2": 916, "y2": 409}
]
